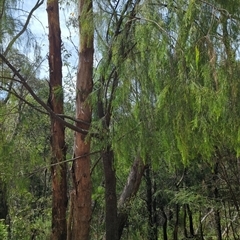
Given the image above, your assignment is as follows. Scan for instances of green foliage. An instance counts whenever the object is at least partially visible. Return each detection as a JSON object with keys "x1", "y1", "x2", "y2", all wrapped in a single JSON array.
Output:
[
  {"x1": 0, "y1": 220, "x2": 8, "y2": 240},
  {"x1": 2, "y1": 0, "x2": 240, "y2": 239},
  {"x1": 94, "y1": 0, "x2": 240, "y2": 238},
  {"x1": 53, "y1": 85, "x2": 64, "y2": 102}
]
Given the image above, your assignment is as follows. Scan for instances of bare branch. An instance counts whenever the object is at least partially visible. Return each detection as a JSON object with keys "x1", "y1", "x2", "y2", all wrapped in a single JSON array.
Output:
[
  {"x1": 0, "y1": 53, "x2": 91, "y2": 135},
  {"x1": 4, "y1": 0, "x2": 44, "y2": 56}
]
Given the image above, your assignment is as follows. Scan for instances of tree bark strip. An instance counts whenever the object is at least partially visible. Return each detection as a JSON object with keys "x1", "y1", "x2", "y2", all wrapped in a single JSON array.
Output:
[
  {"x1": 47, "y1": 1, "x2": 67, "y2": 239},
  {"x1": 70, "y1": 0, "x2": 94, "y2": 239}
]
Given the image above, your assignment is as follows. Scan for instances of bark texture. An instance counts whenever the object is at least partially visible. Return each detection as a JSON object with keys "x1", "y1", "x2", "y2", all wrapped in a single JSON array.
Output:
[
  {"x1": 97, "y1": 76, "x2": 118, "y2": 239},
  {"x1": 47, "y1": 1, "x2": 67, "y2": 239},
  {"x1": 70, "y1": 0, "x2": 93, "y2": 239},
  {"x1": 103, "y1": 147, "x2": 118, "y2": 240}
]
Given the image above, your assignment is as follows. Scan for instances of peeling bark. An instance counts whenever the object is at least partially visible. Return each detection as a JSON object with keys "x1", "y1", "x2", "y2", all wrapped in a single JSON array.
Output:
[
  {"x1": 70, "y1": 0, "x2": 93, "y2": 239},
  {"x1": 47, "y1": 1, "x2": 67, "y2": 239}
]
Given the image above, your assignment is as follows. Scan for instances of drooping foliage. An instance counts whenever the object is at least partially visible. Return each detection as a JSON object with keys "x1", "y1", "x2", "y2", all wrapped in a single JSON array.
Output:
[{"x1": 92, "y1": 0, "x2": 240, "y2": 239}]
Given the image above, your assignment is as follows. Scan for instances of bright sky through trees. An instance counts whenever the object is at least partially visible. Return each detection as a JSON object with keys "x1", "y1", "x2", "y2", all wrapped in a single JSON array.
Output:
[{"x1": 23, "y1": 1, "x2": 79, "y2": 82}]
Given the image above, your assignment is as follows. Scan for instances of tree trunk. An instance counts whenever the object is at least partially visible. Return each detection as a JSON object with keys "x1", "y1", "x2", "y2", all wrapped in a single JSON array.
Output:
[
  {"x1": 0, "y1": 179, "x2": 8, "y2": 222},
  {"x1": 213, "y1": 161, "x2": 222, "y2": 240},
  {"x1": 183, "y1": 203, "x2": 194, "y2": 238},
  {"x1": 97, "y1": 83, "x2": 118, "y2": 239},
  {"x1": 198, "y1": 210, "x2": 204, "y2": 240},
  {"x1": 103, "y1": 147, "x2": 118, "y2": 240},
  {"x1": 118, "y1": 157, "x2": 145, "y2": 239},
  {"x1": 70, "y1": 0, "x2": 94, "y2": 239},
  {"x1": 160, "y1": 206, "x2": 168, "y2": 240},
  {"x1": 173, "y1": 204, "x2": 179, "y2": 240},
  {"x1": 183, "y1": 204, "x2": 188, "y2": 238},
  {"x1": 47, "y1": 1, "x2": 67, "y2": 239},
  {"x1": 145, "y1": 166, "x2": 157, "y2": 240},
  {"x1": 187, "y1": 204, "x2": 194, "y2": 237}
]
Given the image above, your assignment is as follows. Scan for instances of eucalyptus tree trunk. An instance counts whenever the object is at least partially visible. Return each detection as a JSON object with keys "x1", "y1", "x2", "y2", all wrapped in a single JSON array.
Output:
[
  {"x1": 70, "y1": 0, "x2": 93, "y2": 239},
  {"x1": 47, "y1": 0, "x2": 67, "y2": 239}
]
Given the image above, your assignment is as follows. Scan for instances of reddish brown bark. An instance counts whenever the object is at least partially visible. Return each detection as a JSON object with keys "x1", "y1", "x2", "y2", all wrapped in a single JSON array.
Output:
[
  {"x1": 70, "y1": 0, "x2": 94, "y2": 239},
  {"x1": 47, "y1": 1, "x2": 67, "y2": 239}
]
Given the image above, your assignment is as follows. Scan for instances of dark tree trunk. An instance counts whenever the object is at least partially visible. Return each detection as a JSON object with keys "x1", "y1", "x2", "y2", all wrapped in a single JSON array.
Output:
[
  {"x1": 173, "y1": 204, "x2": 179, "y2": 240},
  {"x1": 145, "y1": 166, "x2": 157, "y2": 240},
  {"x1": 97, "y1": 81, "x2": 118, "y2": 239},
  {"x1": 214, "y1": 210, "x2": 222, "y2": 240},
  {"x1": 0, "y1": 180, "x2": 8, "y2": 221},
  {"x1": 146, "y1": 166, "x2": 153, "y2": 239},
  {"x1": 213, "y1": 161, "x2": 222, "y2": 240},
  {"x1": 183, "y1": 204, "x2": 194, "y2": 238},
  {"x1": 198, "y1": 210, "x2": 204, "y2": 240},
  {"x1": 160, "y1": 206, "x2": 168, "y2": 240},
  {"x1": 47, "y1": 1, "x2": 67, "y2": 239},
  {"x1": 187, "y1": 204, "x2": 194, "y2": 236},
  {"x1": 0, "y1": 179, "x2": 8, "y2": 235},
  {"x1": 70, "y1": 0, "x2": 94, "y2": 239},
  {"x1": 102, "y1": 147, "x2": 118, "y2": 240},
  {"x1": 183, "y1": 204, "x2": 188, "y2": 238}
]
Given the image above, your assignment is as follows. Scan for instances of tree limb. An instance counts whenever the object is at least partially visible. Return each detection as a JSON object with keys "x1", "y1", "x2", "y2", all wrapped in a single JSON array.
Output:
[
  {"x1": 0, "y1": 53, "x2": 91, "y2": 135},
  {"x1": 4, "y1": 0, "x2": 44, "y2": 56},
  {"x1": 117, "y1": 156, "x2": 146, "y2": 238}
]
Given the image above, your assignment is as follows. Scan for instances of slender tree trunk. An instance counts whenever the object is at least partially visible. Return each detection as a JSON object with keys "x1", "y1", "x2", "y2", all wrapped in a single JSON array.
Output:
[
  {"x1": 146, "y1": 166, "x2": 155, "y2": 240},
  {"x1": 146, "y1": 166, "x2": 152, "y2": 234},
  {"x1": 198, "y1": 210, "x2": 204, "y2": 240},
  {"x1": 47, "y1": 1, "x2": 67, "y2": 239},
  {"x1": 0, "y1": 179, "x2": 8, "y2": 222},
  {"x1": 213, "y1": 161, "x2": 222, "y2": 240},
  {"x1": 118, "y1": 157, "x2": 145, "y2": 239},
  {"x1": 160, "y1": 206, "x2": 168, "y2": 240},
  {"x1": 152, "y1": 180, "x2": 158, "y2": 239},
  {"x1": 70, "y1": 0, "x2": 93, "y2": 239},
  {"x1": 173, "y1": 204, "x2": 179, "y2": 240},
  {"x1": 183, "y1": 204, "x2": 188, "y2": 238},
  {"x1": 97, "y1": 84, "x2": 118, "y2": 239},
  {"x1": 102, "y1": 147, "x2": 118, "y2": 240},
  {"x1": 183, "y1": 204, "x2": 194, "y2": 238},
  {"x1": 214, "y1": 209, "x2": 222, "y2": 240},
  {"x1": 187, "y1": 204, "x2": 194, "y2": 237}
]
